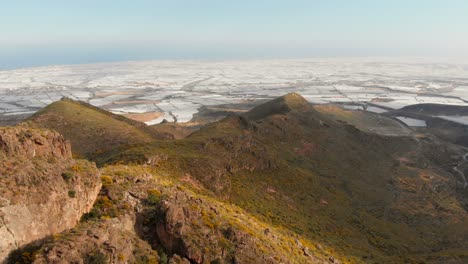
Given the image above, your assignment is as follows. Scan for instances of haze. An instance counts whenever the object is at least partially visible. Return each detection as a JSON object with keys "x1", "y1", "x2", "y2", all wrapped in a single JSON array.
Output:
[{"x1": 1, "y1": 0, "x2": 468, "y2": 69}]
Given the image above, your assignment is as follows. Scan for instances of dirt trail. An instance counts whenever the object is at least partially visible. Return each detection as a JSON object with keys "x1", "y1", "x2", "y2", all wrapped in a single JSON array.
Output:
[{"x1": 453, "y1": 152, "x2": 468, "y2": 189}]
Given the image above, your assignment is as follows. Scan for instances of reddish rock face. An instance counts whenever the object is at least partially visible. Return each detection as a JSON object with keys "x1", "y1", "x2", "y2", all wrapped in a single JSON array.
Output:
[
  {"x1": 0, "y1": 126, "x2": 101, "y2": 262},
  {"x1": 0, "y1": 127, "x2": 72, "y2": 160}
]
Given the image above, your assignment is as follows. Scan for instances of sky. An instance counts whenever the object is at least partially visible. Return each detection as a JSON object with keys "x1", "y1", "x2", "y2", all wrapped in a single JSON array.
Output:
[{"x1": 1, "y1": 0, "x2": 468, "y2": 69}]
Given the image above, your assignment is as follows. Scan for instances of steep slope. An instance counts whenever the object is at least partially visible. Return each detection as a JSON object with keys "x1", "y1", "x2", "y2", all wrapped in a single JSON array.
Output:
[
  {"x1": 0, "y1": 126, "x2": 101, "y2": 262},
  {"x1": 23, "y1": 98, "x2": 172, "y2": 160},
  {"x1": 30, "y1": 165, "x2": 332, "y2": 264},
  {"x1": 102, "y1": 93, "x2": 468, "y2": 263},
  {"x1": 244, "y1": 92, "x2": 310, "y2": 120},
  {"x1": 31, "y1": 214, "x2": 159, "y2": 264}
]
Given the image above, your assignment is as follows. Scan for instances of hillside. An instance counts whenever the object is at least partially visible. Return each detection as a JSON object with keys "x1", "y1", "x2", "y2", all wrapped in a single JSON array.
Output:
[
  {"x1": 99, "y1": 93, "x2": 468, "y2": 263},
  {"x1": 31, "y1": 165, "x2": 329, "y2": 264},
  {"x1": 314, "y1": 104, "x2": 412, "y2": 136},
  {"x1": 3, "y1": 93, "x2": 467, "y2": 263},
  {"x1": 23, "y1": 98, "x2": 172, "y2": 160},
  {"x1": 149, "y1": 121, "x2": 200, "y2": 139}
]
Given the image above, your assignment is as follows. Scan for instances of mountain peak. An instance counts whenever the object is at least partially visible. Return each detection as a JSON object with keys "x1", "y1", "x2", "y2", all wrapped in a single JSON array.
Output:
[
  {"x1": 280, "y1": 92, "x2": 309, "y2": 107},
  {"x1": 282, "y1": 92, "x2": 306, "y2": 100},
  {"x1": 60, "y1": 96, "x2": 73, "y2": 101},
  {"x1": 23, "y1": 98, "x2": 161, "y2": 160},
  {"x1": 245, "y1": 92, "x2": 310, "y2": 120}
]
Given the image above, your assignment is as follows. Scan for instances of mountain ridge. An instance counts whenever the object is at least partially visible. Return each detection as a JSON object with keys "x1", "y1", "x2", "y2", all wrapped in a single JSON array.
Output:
[
  {"x1": 23, "y1": 98, "x2": 173, "y2": 160},
  {"x1": 1, "y1": 93, "x2": 467, "y2": 263}
]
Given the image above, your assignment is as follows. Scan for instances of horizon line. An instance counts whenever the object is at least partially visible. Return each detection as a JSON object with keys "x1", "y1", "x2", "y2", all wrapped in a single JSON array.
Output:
[{"x1": 3, "y1": 56, "x2": 468, "y2": 72}]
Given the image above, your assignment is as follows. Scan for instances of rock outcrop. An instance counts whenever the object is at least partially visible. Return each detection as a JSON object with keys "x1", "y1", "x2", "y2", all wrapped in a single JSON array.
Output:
[
  {"x1": 0, "y1": 127, "x2": 101, "y2": 262},
  {"x1": 30, "y1": 165, "x2": 325, "y2": 263},
  {"x1": 32, "y1": 215, "x2": 158, "y2": 264}
]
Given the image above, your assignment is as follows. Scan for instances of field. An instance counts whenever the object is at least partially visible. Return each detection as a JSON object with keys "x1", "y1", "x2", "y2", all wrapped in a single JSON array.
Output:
[{"x1": 1, "y1": 59, "x2": 467, "y2": 126}]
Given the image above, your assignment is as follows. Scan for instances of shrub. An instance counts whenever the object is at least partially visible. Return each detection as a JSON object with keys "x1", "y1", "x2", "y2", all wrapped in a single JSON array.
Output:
[
  {"x1": 81, "y1": 208, "x2": 99, "y2": 221},
  {"x1": 61, "y1": 171, "x2": 74, "y2": 182},
  {"x1": 147, "y1": 189, "x2": 161, "y2": 205},
  {"x1": 100, "y1": 175, "x2": 113, "y2": 186},
  {"x1": 68, "y1": 190, "x2": 76, "y2": 198},
  {"x1": 71, "y1": 164, "x2": 83, "y2": 172},
  {"x1": 159, "y1": 252, "x2": 168, "y2": 264},
  {"x1": 86, "y1": 251, "x2": 107, "y2": 264},
  {"x1": 83, "y1": 196, "x2": 119, "y2": 219},
  {"x1": 135, "y1": 255, "x2": 158, "y2": 264},
  {"x1": 18, "y1": 130, "x2": 32, "y2": 142}
]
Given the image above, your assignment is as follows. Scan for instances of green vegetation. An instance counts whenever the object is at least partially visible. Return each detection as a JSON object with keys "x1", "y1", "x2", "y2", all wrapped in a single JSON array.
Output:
[
  {"x1": 23, "y1": 98, "x2": 167, "y2": 161},
  {"x1": 93, "y1": 94, "x2": 466, "y2": 263},
  {"x1": 100, "y1": 175, "x2": 113, "y2": 186},
  {"x1": 86, "y1": 251, "x2": 107, "y2": 264},
  {"x1": 61, "y1": 171, "x2": 74, "y2": 182},
  {"x1": 147, "y1": 189, "x2": 161, "y2": 205},
  {"x1": 158, "y1": 252, "x2": 168, "y2": 264},
  {"x1": 16, "y1": 94, "x2": 468, "y2": 263},
  {"x1": 68, "y1": 190, "x2": 76, "y2": 198},
  {"x1": 134, "y1": 255, "x2": 158, "y2": 264}
]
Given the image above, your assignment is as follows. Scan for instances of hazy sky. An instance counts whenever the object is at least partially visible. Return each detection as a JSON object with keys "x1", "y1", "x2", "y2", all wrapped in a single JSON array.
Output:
[{"x1": 1, "y1": 0, "x2": 467, "y2": 69}]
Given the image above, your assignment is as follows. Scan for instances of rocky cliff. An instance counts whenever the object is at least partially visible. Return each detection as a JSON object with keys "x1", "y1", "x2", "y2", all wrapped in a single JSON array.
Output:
[
  {"x1": 0, "y1": 127, "x2": 101, "y2": 262},
  {"x1": 27, "y1": 164, "x2": 329, "y2": 263}
]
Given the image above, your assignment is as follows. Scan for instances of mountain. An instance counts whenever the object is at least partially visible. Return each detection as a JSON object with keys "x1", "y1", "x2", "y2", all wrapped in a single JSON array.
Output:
[
  {"x1": 1, "y1": 93, "x2": 467, "y2": 263},
  {"x1": 244, "y1": 92, "x2": 310, "y2": 120},
  {"x1": 23, "y1": 97, "x2": 173, "y2": 160},
  {"x1": 96, "y1": 93, "x2": 468, "y2": 263}
]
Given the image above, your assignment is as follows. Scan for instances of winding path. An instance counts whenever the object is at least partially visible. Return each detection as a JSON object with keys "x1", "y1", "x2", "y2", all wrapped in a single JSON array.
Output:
[{"x1": 453, "y1": 152, "x2": 468, "y2": 189}]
